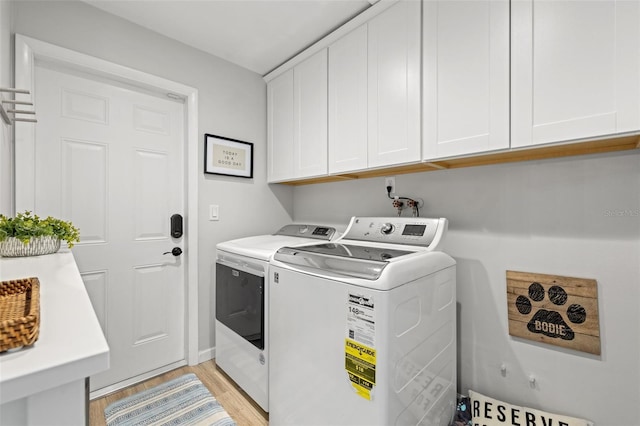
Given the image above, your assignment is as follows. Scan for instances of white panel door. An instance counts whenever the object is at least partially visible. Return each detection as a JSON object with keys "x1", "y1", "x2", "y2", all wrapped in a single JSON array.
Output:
[
  {"x1": 512, "y1": 0, "x2": 640, "y2": 147},
  {"x1": 329, "y1": 25, "x2": 368, "y2": 174},
  {"x1": 267, "y1": 69, "x2": 295, "y2": 182},
  {"x1": 367, "y1": 0, "x2": 421, "y2": 168},
  {"x1": 29, "y1": 63, "x2": 185, "y2": 392},
  {"x1": 423, "y1": 0, "x2": 509, "y2": 159},
  {"x1": 294, "y1": 49, "x2": 328, "y2": 178}
]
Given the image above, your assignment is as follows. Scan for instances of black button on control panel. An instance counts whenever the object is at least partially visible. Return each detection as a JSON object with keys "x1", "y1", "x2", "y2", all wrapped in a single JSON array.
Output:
[{"x1": 312, "y1": 227, "x2": 330, "y2": 236}]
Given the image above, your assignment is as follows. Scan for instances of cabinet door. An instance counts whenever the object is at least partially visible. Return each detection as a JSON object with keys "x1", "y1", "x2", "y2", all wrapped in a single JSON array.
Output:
[
  {"x1": 367, "y1": 0, "x2": 421, "y2": 168},
  {"x1": 423, "y1": 0, "x2": 509, "y2": 159},
  {"x1": 267, "y1": 69, "x2": 295, "y2": 182},
  {"x1": 328, "y1": 25, "x2": 368, "y2": 174},
  {"x1": 294, "y1": 49, "x2": 328, "y2": 178},
  {"x1": 512, "y1": 0, "x2": 640, "y2": 147}
]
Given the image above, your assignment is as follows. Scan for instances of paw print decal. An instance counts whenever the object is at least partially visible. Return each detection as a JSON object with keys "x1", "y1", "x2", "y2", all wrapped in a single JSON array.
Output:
[{"x1": 515, "y1": 282, "x2": 587, "y2": 341}]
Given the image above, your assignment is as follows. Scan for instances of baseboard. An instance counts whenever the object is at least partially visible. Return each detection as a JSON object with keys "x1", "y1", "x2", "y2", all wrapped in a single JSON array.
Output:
[
  {"x1": 198, "y1": 347, "x2": 215, "y2": 364},
  {"x1": 90, "y1": 360, "x2": 186, "y2": 400}
]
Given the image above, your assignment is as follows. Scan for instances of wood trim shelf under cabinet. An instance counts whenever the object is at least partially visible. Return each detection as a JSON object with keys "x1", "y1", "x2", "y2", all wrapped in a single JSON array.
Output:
[{"x1": 277, "y1": 133, "x2": 640, "y2": 186}]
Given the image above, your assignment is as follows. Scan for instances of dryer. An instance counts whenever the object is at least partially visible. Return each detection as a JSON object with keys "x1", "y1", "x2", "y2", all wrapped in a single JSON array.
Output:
[
  {"x1": 269, "y1": 217, "x2": 456, "y2": 426},
  {"x1": 215, "y1": 224, "x2": 338, "y2": 412}
]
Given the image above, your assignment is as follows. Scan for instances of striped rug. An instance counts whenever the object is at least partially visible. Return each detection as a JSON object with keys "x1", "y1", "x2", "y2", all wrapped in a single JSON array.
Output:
[{"x1": 104, "y1": 373, "x2": 236, "y2": 426}]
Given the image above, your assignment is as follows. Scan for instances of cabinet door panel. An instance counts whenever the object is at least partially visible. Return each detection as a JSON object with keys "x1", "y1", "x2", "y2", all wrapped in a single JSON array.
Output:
[
  {"x1": 267, "y1": 70, "x2": 295, "y2": 182},
  {"x1": 368, "y1": 0, "x2": 421, "y2": 168},
  {"x1": 423, "y1": 0, "x2": 509, "y2": 159},
  {"x1": 615, "y1": 2, "x2": 640, "y2": 131},
  {"x1": 329, "y1": 25, "x2": 368, "y2": 174},
  {"x1": 512, "y1": 0, "x2": 640, "y2": 147},
  {"x1": 294, "y1": 49, "x2": 328, "y2": 178}
]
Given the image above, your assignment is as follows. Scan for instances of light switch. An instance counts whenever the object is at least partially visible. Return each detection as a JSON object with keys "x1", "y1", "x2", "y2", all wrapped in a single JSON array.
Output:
[{"x1": 209, "y1": 204, "x2": 219, "y2": 221}]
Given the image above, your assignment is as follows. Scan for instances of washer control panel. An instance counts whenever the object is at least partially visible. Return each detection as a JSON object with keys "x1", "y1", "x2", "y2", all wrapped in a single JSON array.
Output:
[
  {"x1": 275, "y1": 224, "x2": 337, "y2": 240},
  {"x1": 342, "y1": 217, "x2": 447, "y2": 248}
]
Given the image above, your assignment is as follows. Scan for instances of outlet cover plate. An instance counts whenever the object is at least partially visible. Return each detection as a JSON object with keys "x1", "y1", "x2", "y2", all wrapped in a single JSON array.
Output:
[{"x1": 385, "y1": 176, "x2": 395, "y2": 194}]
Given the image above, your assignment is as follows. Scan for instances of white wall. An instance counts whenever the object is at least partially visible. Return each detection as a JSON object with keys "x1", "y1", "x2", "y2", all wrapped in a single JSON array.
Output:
[
  {"x1": 9, "y1": 0, "x2": 294, "y2": 354},
  {"x1": 0, "y1": 0, "x2": 13, "y2": 215},
  {"x1": 292, "y1": 150, "x2": 640, "y2": 426}
]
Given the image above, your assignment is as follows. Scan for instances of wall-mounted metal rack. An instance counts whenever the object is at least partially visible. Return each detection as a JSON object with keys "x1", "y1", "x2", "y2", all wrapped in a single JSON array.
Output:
[{"x1": 1, "y1": 87, "x2": 37, "y2": 124}]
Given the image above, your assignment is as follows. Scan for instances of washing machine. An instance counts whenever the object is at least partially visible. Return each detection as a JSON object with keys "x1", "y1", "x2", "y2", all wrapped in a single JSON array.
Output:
[
  {"x1": 269, "y1": 216, "x2": 456, "y2": 426},
  {"x1": 215, "y1": 223, "x2": 338, "y2": 412}
]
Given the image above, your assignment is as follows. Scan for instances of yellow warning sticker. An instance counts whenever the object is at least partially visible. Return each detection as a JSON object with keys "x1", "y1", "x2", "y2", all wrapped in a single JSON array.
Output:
[{"x1": 345, "y1": 338, "x2": 376, "y2": 400}]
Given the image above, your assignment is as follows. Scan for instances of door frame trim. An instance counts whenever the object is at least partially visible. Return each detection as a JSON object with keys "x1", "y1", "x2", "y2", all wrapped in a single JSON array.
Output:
[{"x1": 14, "y1": 34, "x2": 200, "y2": 366}]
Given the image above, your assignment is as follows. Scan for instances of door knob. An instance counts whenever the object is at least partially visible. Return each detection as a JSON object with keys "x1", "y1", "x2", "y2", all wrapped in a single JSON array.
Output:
[{"x1": 163, "y1": 247, "x2": 183, "y2": 256}]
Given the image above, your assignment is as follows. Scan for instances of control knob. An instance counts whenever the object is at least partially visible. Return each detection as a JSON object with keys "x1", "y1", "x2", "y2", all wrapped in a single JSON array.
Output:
[{"x1": 380, "y1": 223, "x2": 394, "y2": 235}]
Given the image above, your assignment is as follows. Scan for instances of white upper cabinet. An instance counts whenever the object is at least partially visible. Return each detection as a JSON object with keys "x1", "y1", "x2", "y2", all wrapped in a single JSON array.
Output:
[
  {"x1": 267, "y1": 69, "x2": 294, "y2": 182},
  {"x1": 328, "y1": 25, "x2": 368, "y2": 174},
  {"x1": 267, "y1": 50, "x2": 328, "y2": 182},
  {"x1": 294, "y1": 49, "x2": 328, "y2": 178},
  {"x1": 329, "y1": 0, "x2": 421, "y2": 174},
  {"x1": 269, "y1": 0, "x2": 640, "y2": 183},
  {"x1": 512, "y1": 0, "x2": 640, "y2": 148},
  {"x1": 423, "y1": 0, "x2": 510, "y2": 160},
  {"x1": 367, "y1": 0, "x2": 421, "y2": 168}
]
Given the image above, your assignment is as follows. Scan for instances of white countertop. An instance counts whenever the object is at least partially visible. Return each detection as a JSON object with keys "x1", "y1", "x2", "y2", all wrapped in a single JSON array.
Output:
[{"x1": 0, "y1": 250, "x2": 109, "y2": 404}]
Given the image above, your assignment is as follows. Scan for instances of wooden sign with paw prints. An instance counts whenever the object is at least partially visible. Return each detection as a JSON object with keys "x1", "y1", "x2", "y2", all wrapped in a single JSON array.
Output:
[{"x1": 506, "y1": 271, "x2": 600, "y2": 355}]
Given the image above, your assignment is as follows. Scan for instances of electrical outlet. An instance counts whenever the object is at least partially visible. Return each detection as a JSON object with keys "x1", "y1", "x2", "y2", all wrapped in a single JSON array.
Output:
[{"x1": 384, "y1": 176, "x2": 396, "y2": 195}]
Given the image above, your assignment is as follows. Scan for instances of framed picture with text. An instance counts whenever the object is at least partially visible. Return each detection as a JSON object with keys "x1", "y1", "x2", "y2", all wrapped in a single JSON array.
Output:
[{"x1": 204, "y1": 133, "x2": 254, "y2": 178}]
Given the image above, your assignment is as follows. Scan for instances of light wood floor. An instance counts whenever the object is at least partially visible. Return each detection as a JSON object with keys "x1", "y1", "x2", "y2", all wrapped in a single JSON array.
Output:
[{"x1": 89, "y1": 360, "x2": 269, "y2": 426}]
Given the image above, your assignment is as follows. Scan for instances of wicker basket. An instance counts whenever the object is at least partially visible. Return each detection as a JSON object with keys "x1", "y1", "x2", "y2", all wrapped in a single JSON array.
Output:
[
  {"x1": 0, "y1": 236, "x2": 61, "y2": 257},
  {"x1": 0, "y1": 277, "x2": 40, "y2": 352}
]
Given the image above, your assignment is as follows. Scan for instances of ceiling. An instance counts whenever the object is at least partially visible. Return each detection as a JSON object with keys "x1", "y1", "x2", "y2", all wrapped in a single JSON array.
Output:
[{"x1": 83, "y1": 0, "x2": 375, "y2": 76}]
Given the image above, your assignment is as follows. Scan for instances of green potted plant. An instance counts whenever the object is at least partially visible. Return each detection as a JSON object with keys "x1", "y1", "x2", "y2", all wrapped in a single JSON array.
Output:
[{"x1": 0, "y1": 211, "x2": 80, "y2": 257}]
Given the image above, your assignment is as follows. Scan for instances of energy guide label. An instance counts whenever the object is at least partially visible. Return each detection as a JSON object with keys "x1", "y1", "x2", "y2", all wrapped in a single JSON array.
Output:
[
  {"x1": 346, "y1": 293, "x2": 375, "y2": 346},
  {"x1": 345, "y1": 339, "x2": 376, "y2": 401},
  {"x1": 346, "y1": 293, "x2": 376, "y2": 400}
]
